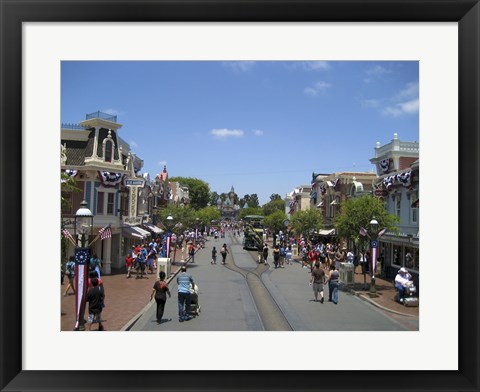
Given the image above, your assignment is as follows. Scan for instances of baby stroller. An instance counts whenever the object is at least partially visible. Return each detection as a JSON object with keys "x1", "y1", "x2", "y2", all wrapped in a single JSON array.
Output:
[{"x1": 189, "y1": 283, "x2": 201, "y2": 316}]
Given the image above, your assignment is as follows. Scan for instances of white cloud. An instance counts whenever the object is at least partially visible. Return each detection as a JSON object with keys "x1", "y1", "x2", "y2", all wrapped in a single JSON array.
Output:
[
  {"x1": 304, "y1": 81, "x2": 331, "y2": 96},
  {"x1": 366, "y1": 65, "x2": 391, "y2": 77},
  {"x1": 158, "y1": 160, "x2": 167, "y2": 167},
  {"x1": 364, "y1": 82, "x2": 419, "y2": 117},
  {"x1": 129, "y1": 140, "x2": 138, "y2": 149},
  {"x1": 210, "y1": 128, "x2": 245, "y2": 139},
  {"x1": 383, "y1": 99, "x2": 419, "y2": 117},
  {"x1": 395, "y1": 82, "x2": 419, "y2": 100},
  {"x1": 222, "y1": 61, "x2": 256, "y2": 72},
  {"x1": 253, "y1": 129, "x2": 264, "y2": 136}
]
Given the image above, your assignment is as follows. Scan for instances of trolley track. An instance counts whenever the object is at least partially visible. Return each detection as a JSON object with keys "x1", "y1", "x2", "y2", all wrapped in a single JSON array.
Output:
[{"x1": 223, "y1": 233, "x2": 294, "y2": 331}]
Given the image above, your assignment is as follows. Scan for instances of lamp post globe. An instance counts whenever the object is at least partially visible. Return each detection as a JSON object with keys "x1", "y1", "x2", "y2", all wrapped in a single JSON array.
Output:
[{"x1": 74, "y1": 200, "x2": 93, "y2": 247}]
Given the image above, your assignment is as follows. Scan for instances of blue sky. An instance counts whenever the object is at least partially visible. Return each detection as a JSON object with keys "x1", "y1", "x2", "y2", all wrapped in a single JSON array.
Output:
[{"x1": 61, "y1": 61, "x2": 419, "y2": 205}]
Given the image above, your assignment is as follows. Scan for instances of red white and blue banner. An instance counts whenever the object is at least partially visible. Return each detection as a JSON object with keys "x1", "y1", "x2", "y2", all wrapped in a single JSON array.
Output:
[
  {"x1": 370, "y1": 239, "x2": 378, "y2": 279},
  {"x1": 74, "y1": 247, "x2": 90, "y2": 330},
  {"x1": 98, "y1": 171, "x2": 124, "y2": 187},
  {"x1": 380, "y1": 159, "x2": 391, "y2": 173}
]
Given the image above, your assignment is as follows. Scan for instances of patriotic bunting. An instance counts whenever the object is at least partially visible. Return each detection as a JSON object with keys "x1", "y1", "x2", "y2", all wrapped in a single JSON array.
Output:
[
  {"x1": 61, "y1": 169, "x2": 78, "y2": 183},
  {"x1": 380, "y1": 159, "x2": 390, "y2": 173},
  {"x1": 74, "y1": 247, "x2": 90, "y2": 330},
  {"x1": 396, "y1": 170, "x2": 413, "y2": 187},
  {"x1": 98, "y1": 171, "x2": 124, "y2": 187}
]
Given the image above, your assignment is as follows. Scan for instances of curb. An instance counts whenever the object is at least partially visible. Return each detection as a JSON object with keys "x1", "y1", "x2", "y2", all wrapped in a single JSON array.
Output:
[
  {"x1": 349, "y1": 289, "x2": 418, "y2": 318},
  {"x1": 119, "y1": 254, "x2": 194, "y2": 331}
]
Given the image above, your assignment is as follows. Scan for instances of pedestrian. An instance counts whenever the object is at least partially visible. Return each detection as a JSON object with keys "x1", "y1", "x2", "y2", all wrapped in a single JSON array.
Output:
[
  {"x1": 146, "y1": 245, "x2": 157, "y2": 274},
  {"x1": 125, "y1": 245, "x2": 136, "y2": 278},
  {"x1": 346, "y1": 249, "x2": 355, "y2": 264},
  {"x1": 279, "y1": 244, "x2": 286, "y2": 267},
  {"x1": 85, "y1": 277, "x2": 105, "y2": 331},
  {"x1": 220, "y1": 243, "x2": 229, "y2": 264},
  {"x1": 89, "y1": 254, "x2": 102, "y2": 279},
  {"x1": 262, "y1": 243, "x2": 269, "y2": 265},
  {"x1": 136, "y1": 244, "x2": 147, "y2": 279},
  {"x1": 394, "y1": 267, "x2": 412, "y2": 303},
  {"x1": 63, "y1": 256, "x2": 75, "y2": 296},
  {"x1": 309, "y1": 262, "x2": 326, "y2": 303},
  {"x1": 151, "y1": 271, "x2": 171, "y2": 324},
  {"x1": 211, "y1": 246, "x2": 217, "y2": 264},
  {"x1": 326, "y1": 264, "x2": 340, "y2": 304},
  {"x1": 188, "y1": 242, "x2": 195, "y2": 263},
  {"x1": 335, "y1": 247, "x2": 346, "y2": 270},
  {"x1": 177, "y1": 266, "x2": 195, "y2": 322},
  {"x1": 273, "y1": 244, "x2": 281, "y2": 268},
  {"x1": 285, "y1": 245, "x2": 293, "y2": 265}
]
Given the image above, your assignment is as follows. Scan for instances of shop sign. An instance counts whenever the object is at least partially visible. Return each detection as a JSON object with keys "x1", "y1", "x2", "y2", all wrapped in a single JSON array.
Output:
[{"x1": 122, "y1": 216, "x2": 143, "y2": 226}]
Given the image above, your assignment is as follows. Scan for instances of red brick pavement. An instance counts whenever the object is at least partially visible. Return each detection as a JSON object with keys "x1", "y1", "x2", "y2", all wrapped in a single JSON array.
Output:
[{"x1": 61, "y1": 249, "x2": 187, "y2": 331}]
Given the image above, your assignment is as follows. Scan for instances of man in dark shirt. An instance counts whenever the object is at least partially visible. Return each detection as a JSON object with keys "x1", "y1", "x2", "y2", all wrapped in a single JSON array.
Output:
[
  {"x1": 309, "y1": 262, "x2": 326, "y2": 303},
  {"x1": 86, "y1": 277, "x2": 105, "y2": 331}
]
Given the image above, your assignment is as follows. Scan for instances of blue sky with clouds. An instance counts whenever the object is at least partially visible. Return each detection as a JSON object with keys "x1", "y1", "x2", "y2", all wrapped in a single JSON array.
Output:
[{"x1": 61, "y1": 61, "x2": 419, "y2": 205}]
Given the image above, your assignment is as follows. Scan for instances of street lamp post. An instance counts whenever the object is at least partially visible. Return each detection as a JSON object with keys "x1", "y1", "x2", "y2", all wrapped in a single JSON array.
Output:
[
  {"x1": 359, "y1": 217, "x2": 386, "y2": 298},
  {"x1": 368, "y1": 218, "x2": 379, "y2": 296},
  {"x1": 73, "y1": 200, "x2": 93, "y2": 331},
  {"x1": 166, "y1": 215, "x2": 174, "y2": 261}
]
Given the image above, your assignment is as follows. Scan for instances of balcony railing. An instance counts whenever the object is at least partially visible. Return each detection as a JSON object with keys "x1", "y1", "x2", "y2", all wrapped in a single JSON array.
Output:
[
  {"x1": 85, "y1": 111, "x2": 118, "y2": 123},
  {"x1": 61, "y1": 123, "x2": 86, "y2": 130}
]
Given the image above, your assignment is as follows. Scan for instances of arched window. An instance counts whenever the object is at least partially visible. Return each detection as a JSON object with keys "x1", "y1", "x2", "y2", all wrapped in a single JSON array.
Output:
[{"x1": 104, "y1": 140, "x2": 113, "y2": 162}]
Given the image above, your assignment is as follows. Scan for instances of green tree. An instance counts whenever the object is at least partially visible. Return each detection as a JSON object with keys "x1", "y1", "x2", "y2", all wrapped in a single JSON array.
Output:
[
  {"x1": 264, "y1": 210, "x2": 288, "y2": 234},
  {"x1": 334, "y1": 195, "x2": 399, "y2": 249},
  {"x1": 196, "y1": 206, "x2": 222, "y2": 228},
  {"x1": 270, "y1": 193, "x2": 282, "y2": 201},
  {"x1": 290, "y1": 208, "x2": 323, "y2": 240},
  {"x1": 156, "y1": 204, "x2": 196, "y2": 232},
  {"x1": 262, "y1": 198, "x2": 285, "y2": 216},
  {"x1": 209, "y1": 191, "x2": 219, "y2": 206},
  {"x1": 169, "y1": 177, "x2": 210, "y2": 210},
  {"x1": 239, "y1": 207, "x2": 263, "y2": 220}
]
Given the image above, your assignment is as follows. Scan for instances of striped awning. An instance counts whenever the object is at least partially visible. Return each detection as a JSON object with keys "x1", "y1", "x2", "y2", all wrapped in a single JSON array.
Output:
[{"x1": 143, "y1": 223, "x2": 163, "y2": 234}]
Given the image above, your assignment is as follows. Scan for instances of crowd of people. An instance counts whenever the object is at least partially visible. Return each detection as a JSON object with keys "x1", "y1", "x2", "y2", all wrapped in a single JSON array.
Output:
[{"x1": 62, "y1": 222, "x2": 414, "y2": 330}]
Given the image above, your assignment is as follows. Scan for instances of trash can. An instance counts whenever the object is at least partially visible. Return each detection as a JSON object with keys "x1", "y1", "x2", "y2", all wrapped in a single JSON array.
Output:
[
  {"x1": 339, "y1": 262, "x2": 354, "y2": 284},
  {"x1": 292, "y1": 244, "x2": 298, "y2": 258},
  {"x1": 157, "y1": 257, "x2": 171, "y2": 278}
]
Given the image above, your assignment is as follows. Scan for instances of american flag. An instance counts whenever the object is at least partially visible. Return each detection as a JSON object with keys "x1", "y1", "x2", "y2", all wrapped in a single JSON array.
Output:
[
  {"x1": 99, "y1": 224, "x2": 112, "y2": 240},
  {"x1": 377, "y1": 227, "x2": 387, "y2": 237},
  {"x1": 62, "y1": 228, "x2": 74, "y2": 242},
  {"x1": 359, "y1": 227, "x2": 368, "y2": 237}
]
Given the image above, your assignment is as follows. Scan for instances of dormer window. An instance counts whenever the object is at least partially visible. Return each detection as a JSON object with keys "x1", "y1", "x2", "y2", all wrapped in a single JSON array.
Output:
[{"x1": 104, "y1": 140, "x2": 113, "y2": 162}]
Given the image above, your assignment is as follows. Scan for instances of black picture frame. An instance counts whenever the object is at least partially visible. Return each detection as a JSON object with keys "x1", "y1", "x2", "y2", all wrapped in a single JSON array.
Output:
[{"x1": 1, "y1": 1, "x2": 479, "y2": 391}]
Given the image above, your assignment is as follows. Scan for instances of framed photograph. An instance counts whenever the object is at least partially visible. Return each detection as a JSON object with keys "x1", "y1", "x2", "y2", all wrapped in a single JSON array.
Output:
[{"x1": 1, "y1": 1, "x2": 479, "y2": 391}]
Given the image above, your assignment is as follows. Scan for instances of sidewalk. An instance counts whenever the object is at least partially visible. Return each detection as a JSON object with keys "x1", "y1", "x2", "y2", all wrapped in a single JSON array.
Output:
[
  {"x1": 60, "y1": 248, "x2": 190, "y2": 331},
  {"x1": 347, "y1": 266, "x2": 419, "y2": 317}
]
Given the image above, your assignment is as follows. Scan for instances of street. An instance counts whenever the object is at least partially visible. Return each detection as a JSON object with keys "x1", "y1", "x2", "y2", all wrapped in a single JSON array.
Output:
[{"x1": 132, "y1": 233, "x2": 418, "y2": 331}]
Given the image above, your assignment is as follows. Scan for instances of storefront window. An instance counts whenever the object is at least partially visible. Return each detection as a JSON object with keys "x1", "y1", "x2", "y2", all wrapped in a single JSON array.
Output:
[
  {"x1": 392, "y1": 245, "x2": 402, "y2": 266},
  {"x1": 97, "y1": 191, "x2": 104, "y2": 214},
  {"x1": 405, "y1": 246, "x2": 419, "y2": 271}
]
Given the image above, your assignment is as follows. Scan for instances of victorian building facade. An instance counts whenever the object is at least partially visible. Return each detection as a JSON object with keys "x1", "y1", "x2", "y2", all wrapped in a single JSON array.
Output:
[
  {"x1": 61, "y1": 111, "x2": 156, "y2": 273},
  {"x1": 370, "y1": 133, "x2": 419, "y2": 281},
  {"x1": 310, "y1": 172, "x2": 377, "y2": 237}
]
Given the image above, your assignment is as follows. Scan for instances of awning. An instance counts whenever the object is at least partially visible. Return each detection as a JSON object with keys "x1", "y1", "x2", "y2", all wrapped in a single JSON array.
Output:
[
  {"x1": 326, "y1": 181, "x2": 334, "y2": 187},
  {"x1": 318, "y1": 229, "x2": 336, "y2": 236},
  {"x1": 143, "y1": 223, "x2": 163, "y2": 234},
  {"x1": 133, "y1": 226, "x2": 151, "y2": 237},
  {"x1": 122, "y1": 226, "x2": 144, "y2": 239}
]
